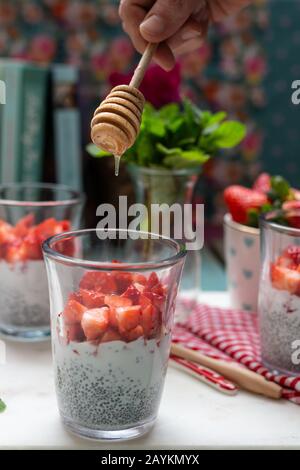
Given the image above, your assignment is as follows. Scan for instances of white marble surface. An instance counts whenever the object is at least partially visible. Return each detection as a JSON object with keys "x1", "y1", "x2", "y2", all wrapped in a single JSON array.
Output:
[{"x1": 1, "y1": 292, "x2": 300, "y2": 450}]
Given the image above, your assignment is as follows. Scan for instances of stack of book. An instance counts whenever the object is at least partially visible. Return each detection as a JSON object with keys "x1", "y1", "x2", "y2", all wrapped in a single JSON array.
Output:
[{"x1": 0, "y1": 60, "x2": 83, "y2": 191}]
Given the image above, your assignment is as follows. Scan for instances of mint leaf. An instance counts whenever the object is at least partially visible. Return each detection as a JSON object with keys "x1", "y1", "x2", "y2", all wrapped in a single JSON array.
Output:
[
  {"x1": 86, "y1": 143, "x2": 111, "y2": 157},
  {"x1": 247, "y1": 208, "x2": 260, "y2": 228},
  {"x1": 270, "y1": 175, "x2": 290, "y2": 201},
  {"x1": 135, "y1": 134, "x2": 155, "y2": 166},
  {"x1": 206, "y1": 111, "x2": 227, "y2": 125},
  {"x1": 168, "y1": 117, "x2": 184, "y2": 133},
  {"x1": 214, "y1": 121, "x2": 246, "y2": 148},
  {"x1": 158, "y1": 103, "x2": 180, "y2": 121},
  {"x1": 0, "y1": 399, "x2": 6, "y2": 413},
  {"x1": 156, "y1": 143, "x2": 182, "y2": 155},
  {"x1": 163, "y1": 149, "x2": 210, "y2": 169}
]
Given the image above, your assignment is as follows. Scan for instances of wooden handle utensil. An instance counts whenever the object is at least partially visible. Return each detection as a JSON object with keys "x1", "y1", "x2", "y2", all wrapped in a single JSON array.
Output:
[
  {"x1": 91, "y1": 43, "x2": 157, "y2": 156},
  {"x1": 171, "y1": 343, "x2": 282, "y2": 399}
]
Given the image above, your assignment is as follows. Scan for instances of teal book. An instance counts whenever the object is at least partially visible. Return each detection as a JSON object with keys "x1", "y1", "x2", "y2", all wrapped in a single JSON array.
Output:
[
  {"x1": 0, "y1": 60, "x2": 24, "y2": 183},
  {"x1": 52, "y1": 64, "x2": 82, "y2": 191},
  {"x1": 0, "y1": 62, "x2": 6, "y2": 182},
  {"x1": 20, "y1": 65, "x2": 48, "y2": 183}
]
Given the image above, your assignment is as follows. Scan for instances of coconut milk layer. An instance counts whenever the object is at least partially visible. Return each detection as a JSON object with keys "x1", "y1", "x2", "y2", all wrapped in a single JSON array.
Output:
[
  {"x1": 0, "y1": 260, "x2": 50, "y2": 328},
  {"x1": 53, "y1": 334, "x2": 171, "y2": 430},
  {"x1": 259, "y1": 281, "x2": 300, "y2": 374}
]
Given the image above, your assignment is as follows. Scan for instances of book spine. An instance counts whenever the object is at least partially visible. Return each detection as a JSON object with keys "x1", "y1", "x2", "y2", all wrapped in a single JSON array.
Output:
[
  {"x1": 54, "y1": 109, "x2": 82, "y2": 190},
  {"x1": 0, "y1": 62, "x2": 6, "y2": 182},
  {"x1": 52, "y1": 65, "x2": 82, "y2": 191},
  {"x1": 20, "y1": 67, "x2": 48, "y2": 182},
  {"x1": 0, "y1": 62, "x2": 24, "y2": 183}
]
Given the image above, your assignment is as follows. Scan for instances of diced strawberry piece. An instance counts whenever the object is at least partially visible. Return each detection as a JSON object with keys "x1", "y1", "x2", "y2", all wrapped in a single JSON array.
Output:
[
  {"x1": 54, "y1": 220, "x2": 71, "y2": 233},
  {"x1": 146, "y1": 272, "x2": 160, "y2": 289},
  {"x1": 121, "y1": 285, "x2": 140, "y2": 304},
  {"x1": 69, "y1": 291, "x2": 83, "y2": 303},
  {"x1": 108, "y1": 307, "x2": 118, "y2": 328},
  {"x1": 113, "y1": 272, "x2": 133, "y2": 293},
  {"x1": 151, "y1": 284, "x2": 165, "y2": 296},
  {"x1": 5, "y1": 243, "x2": 27, "y2": 263},
  {"x1": 270, "y1": 264, "x2": 300, "y2": 295},
  {"x1": 0, "y1": 220, "x2": 17, "y2": 245},
  {"x1": 133, "y1": 282, "x2": 145, "y2": 293},
  {"x1": 123, "y1": 325, "x2": 144, "y2": 342},
  {"x1": 116, "y1": 305, "x2": 141, "y2": 332},
  {"x1": 81, "y1": 307, "x2": 109, "y2": 341},
  {"x1": 36, "y1": 218, "x2": 71, "y2": 243},
  {"x1": 79, "y1": 271, "x2": 117, "y2": 294},
  {"x1": 101, "y1": 328, "x2": 122, "y2": 343},
  {"x1": 14, "y1": 214, "x2": 35, "y2": 238},
  {"x1": 282, "y1": 246, "x2": 300, "y2": 267},
  {"x1": 283, "y1": 201, "x2": 300, "y2": 228},
  {"x1": 141, "y1": 304, "x2": 161, "y2": 338},
  {"x1": 253, "y1": 173, "x2": 271, "y2": 194},
  {"x1": 132, "y1": 273, "x2": 147, "y2": 285},
  {"x1": 64, "y1": 323, "x2": 85, "y2": 343},
  {"x1": 63, "y1": 299, "x2": 87, "y2": 324},
  {"x1": 23, "y1": 228, "x2": 42, "y2": 260},
  {"x1": 35, "y1": 218, "x2": 57, "y2": 241},
  {"x1": 104, "y1": 294, "x2": 132, "y2": 308},
  {"x1": 224, "y1": 185, "x2": 268, "y2": 225},
  {"x1": 143, "y1": 291, "x2": 165, "y2": 309},
  {"x1": 79, "y1": 289, "x2": 105, "y2": 309},
  {"x1": 139, "y1": 294, "x2": 152, "y2": 309}
]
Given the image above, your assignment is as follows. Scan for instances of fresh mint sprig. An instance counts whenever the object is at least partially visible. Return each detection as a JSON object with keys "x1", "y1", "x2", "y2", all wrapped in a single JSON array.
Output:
[
  {"x1": 87, "y1": 100, "x2": 246, "y2": 170},
  {"x1": 0, "y1": 399, "x2": 6, "y2": 413}
]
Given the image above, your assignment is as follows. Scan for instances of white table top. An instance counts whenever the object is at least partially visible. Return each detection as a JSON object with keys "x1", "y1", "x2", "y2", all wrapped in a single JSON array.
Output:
[{"x1": 1, "y1": 292, "x2": 300, "y2": 450}]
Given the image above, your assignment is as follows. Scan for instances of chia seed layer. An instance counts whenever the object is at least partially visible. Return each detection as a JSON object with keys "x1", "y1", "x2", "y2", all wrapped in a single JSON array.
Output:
[
  {"x1": 0, "y1": 260, "x2": 50, "y2": 329},
  {"x1": 53, "y1": 335, "x2": 170, "y2": 430},
  {"x1": 259, "y1": 281, "x2": 300, "y2": 374}
]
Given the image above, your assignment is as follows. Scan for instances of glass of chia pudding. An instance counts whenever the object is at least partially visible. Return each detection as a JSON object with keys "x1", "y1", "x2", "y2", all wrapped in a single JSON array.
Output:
[
  {"x1": 258, "y1": 208, "x2": 300, "y2": 375},
  {"x1": 43, "y1": 228, "x2": 186, "y2": 441},
  {"x1": 0, "y1": 183, "x2": 84, "y2": 341}
]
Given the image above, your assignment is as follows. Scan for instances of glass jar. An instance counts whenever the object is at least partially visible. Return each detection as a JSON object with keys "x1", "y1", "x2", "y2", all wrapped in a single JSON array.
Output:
[
  {"x1": 43, "y1": 228, "x2": 186, "y2": 441},
  {"x1": 259, "y1": 209, "x2": 300, "y2": 375},
  {"x1": 0, "y1": 183, "x2": 84, "y2": 341},
  {"x1": 127, "y1": 164, "x2": 201, "y2": 320}
]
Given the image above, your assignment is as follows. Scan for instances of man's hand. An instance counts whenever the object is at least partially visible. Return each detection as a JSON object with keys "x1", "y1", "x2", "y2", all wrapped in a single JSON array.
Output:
[{"x1": 119, "y1": 0, "x2": 251, "y2": 70}]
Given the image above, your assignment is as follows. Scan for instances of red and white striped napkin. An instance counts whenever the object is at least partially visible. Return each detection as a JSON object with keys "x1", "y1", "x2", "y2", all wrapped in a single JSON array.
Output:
[
  {"x1": 170, "y1": 355, "x2": 238, "y2": 395},
  {"x1": 173, "y1": 299, "x2": 300, "y2": 404}
]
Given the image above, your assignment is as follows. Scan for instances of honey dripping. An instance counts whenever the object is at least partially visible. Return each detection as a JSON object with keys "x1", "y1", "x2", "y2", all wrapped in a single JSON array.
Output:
[{"x1": 114, "y1": 155, "x2": 121, "y2": 176}]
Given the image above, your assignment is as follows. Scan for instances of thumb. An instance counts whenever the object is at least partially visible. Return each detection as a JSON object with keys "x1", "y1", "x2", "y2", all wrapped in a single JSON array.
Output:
[{"x1": 139, "y1": 0, "x2": 199, "y2": 43}]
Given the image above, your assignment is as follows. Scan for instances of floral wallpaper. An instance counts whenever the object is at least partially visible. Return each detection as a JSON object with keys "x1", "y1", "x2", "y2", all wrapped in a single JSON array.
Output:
[{"x1": 0, "y1": 0, "x2": 298, "y2": 230}]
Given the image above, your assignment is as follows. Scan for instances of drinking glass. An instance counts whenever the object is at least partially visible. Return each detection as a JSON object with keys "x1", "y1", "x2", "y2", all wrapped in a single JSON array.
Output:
[
  {"x1": 43, "y1": 228, "x2": 186, "y2": 440},
  {"x1": 259, "y1": 209, "x2": 300, "y2": 375},
  {"x1": 0, "y1": 183, "x2": 84, "y2": 341}
]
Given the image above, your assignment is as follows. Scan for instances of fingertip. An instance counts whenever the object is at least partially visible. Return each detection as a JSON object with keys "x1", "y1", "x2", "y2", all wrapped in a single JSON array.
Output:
[{"x1": 154, "y1": 44, "x2": 176, "y2": 71}]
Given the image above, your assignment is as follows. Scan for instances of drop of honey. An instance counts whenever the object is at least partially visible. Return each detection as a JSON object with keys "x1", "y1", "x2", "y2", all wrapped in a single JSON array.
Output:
[{"x1": 114, "y1": 155, "x2": 121, "y2": 176}]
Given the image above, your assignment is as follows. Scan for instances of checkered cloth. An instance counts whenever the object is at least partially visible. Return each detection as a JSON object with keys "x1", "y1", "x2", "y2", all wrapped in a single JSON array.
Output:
[{"x1": 173, "y1": 298, "x2": 300, "y2": 404}]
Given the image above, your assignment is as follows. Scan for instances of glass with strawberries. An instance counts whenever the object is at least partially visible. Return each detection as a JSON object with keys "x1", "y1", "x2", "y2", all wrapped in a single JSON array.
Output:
[
  {"x1": 259, "y1": 208, "x2": 300, "y2": 375},
  {"x1": 0, "y1": 183, "x2": 84, "y2": 341},
  {"x1": 43, "y1": 229, "x2": 186, "y2": 440}
]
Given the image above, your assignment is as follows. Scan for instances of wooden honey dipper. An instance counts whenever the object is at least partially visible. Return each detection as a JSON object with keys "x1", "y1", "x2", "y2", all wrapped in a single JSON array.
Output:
[{"x1": 91, "y1": 43, "x2": 157, "y2": 173}]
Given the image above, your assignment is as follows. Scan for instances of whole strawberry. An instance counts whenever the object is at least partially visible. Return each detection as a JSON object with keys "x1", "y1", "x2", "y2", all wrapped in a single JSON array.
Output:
[
  {"x1": 283, "y1": 200, "x2": 300, "y2": 228},
  {"x1": 253, "y1": 172, "x2": 271, "y2": 194},
  {"x1": 224, "y1": 185, "x2": 268, "y2": 225}
]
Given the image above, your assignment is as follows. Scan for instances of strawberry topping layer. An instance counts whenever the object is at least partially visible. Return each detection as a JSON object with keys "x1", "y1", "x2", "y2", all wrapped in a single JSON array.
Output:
[
  {"x1": 60, "y1": 268, "x2": 166, "y2": 345},
  {"x1": 270, "y1": 246, "x2": 300, "y2": 296},
  {"x1": 0, "y1": 215, "x2": 71, "y2": 263}
]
